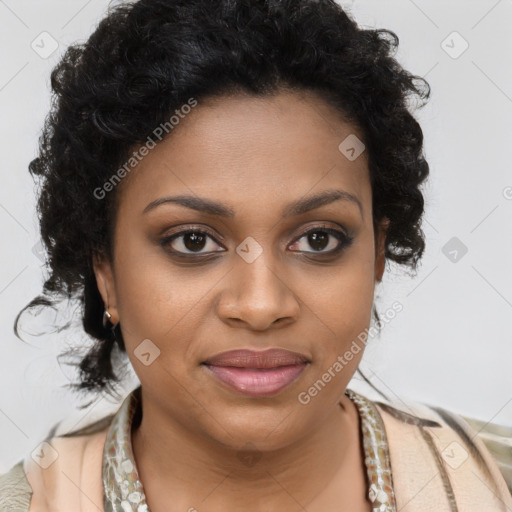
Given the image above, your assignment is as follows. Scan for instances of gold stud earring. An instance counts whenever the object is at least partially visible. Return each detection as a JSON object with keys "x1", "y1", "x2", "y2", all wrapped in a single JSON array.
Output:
[{"x1": 103, "y1": 308, "x2": 113, "y2": 328}]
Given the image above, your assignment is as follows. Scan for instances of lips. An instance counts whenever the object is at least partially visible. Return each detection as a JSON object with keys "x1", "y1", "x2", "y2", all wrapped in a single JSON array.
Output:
[
  {"x1": 202, "y1": 348, "x2": 310, "y2": 368},
  {"x1": 201, "y1": 348, "x2": 310, "y2": 397}
]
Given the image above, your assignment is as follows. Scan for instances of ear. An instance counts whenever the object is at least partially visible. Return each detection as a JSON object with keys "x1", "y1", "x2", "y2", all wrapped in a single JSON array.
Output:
[
  {"x1": 92, "y1": 251, "x2": 119, "y2": 325},
  {"x1": 374, "y1": 217, "x2": 390, "y2": 284}
]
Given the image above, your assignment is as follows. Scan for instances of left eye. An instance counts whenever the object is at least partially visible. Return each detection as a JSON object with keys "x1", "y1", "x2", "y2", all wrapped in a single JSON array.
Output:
[{"x1": 288, "y1": 227, "x2": 349, "y2": 254}]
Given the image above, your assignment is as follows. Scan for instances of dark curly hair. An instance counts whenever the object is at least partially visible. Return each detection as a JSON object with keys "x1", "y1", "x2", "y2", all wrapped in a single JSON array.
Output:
[{"x1": 14, "y1": 0, "x2": 430, "y2": 401}]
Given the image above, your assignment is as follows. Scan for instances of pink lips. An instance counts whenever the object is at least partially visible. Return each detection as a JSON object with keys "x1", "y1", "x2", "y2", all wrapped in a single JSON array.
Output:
[{"x1": 202, "y1": 348, "x2": 310, "y2": 397}]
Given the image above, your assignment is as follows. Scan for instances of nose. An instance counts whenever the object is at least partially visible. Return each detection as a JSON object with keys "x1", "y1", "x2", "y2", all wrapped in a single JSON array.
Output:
[{"x1": 216, "y1": 252, "x2": 300, "y2": 331}]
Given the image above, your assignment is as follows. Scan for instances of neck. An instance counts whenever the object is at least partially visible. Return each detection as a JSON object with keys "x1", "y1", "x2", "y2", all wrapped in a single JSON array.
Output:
[{"x1": 131, "y1": 390, "x2": 368, "y2": 512}]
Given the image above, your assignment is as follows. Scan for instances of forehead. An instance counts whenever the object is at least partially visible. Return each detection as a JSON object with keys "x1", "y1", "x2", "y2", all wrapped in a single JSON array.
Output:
[{"x1": 114, "y1": 90, "x2": 371, "y2": 219}]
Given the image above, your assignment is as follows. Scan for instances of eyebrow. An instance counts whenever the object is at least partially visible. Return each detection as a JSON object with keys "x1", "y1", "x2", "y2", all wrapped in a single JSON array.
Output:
[{"x1": 142, "y1": 189, "x2": 363, "y2": 219}]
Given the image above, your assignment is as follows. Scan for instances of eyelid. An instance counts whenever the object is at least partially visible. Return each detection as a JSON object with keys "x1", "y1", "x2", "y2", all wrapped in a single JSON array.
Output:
[
  {"x1": 289, "y1": 222, "x2": 349, "y2": 244},
  {"x1": 160, "y1": 224, "x2": 225, "y2": 243}
]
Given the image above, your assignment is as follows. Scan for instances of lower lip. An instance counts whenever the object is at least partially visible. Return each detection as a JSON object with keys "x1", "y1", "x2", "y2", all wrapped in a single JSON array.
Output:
[{"x1": 202, "y1": 363, "x2": 308, "y2": 397}]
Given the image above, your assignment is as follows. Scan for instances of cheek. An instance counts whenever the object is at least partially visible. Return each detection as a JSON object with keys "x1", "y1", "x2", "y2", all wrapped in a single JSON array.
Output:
[
  {"x1": 303, "y1": 242, "x2": 376, "y2": 354},
  {"x1": 111, "y1": 233, "x2": 210, "y2": 355}
]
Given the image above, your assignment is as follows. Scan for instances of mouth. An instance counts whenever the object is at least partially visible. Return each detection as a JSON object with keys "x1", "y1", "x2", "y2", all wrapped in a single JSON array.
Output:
[{"x1": 201, "y1": 348, "x2": 310, "y2": 397}]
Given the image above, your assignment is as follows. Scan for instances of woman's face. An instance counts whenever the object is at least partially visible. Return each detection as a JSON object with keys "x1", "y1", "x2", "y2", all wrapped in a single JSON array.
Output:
[{"x1": 94, "y1": 89, "x2": 388, "y2": 450}]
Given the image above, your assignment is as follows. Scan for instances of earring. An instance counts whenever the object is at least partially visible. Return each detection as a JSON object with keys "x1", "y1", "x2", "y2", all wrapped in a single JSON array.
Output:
[{"x1": 103, "y1": 308, "x2": 113, "y2": 329}]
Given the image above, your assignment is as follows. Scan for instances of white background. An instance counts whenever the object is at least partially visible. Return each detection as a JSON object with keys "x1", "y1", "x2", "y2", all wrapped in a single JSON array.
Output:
[{"x1": 1, "y1": 0, "x2": 511, "y2": 471}]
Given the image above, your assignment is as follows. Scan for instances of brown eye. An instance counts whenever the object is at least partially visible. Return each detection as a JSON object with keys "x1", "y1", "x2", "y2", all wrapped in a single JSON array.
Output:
[
  {"x1": 306, "y1": 231, "x2": 329, "y2": 251},
  {"x1": 183, "y1": 232, "x2": 207, "y2": 252},
  {"x1": 161, "y1": 229, "x2": 224, "y2": 255},
  {"x1": 288, "y1": 226, "x2": 353, "y2": 255}
]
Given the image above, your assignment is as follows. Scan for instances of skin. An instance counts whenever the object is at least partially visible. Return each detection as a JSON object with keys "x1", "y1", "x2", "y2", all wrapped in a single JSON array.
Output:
[{"x1": 94, "y1": 89, "x2": 389, "y2": 512}]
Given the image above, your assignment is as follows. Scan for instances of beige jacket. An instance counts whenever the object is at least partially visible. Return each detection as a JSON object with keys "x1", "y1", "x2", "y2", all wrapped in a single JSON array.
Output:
[{"x1": 1, "y1": 394, "x2": 511, "y2": 511}]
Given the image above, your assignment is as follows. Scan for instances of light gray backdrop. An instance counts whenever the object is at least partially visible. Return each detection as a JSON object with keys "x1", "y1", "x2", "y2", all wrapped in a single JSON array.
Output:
[{"x1": 1, "y1": 0, "x2": 511, "y2": 471}]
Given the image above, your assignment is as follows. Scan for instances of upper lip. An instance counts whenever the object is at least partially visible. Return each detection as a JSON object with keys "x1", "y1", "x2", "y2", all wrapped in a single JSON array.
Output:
[{"x1": 202, "y1": 348, "x2": 310, "y2": 368}]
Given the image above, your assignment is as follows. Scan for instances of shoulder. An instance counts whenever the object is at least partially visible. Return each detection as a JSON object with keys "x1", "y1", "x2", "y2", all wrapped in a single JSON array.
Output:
[
  {"x1": 0, "y1": 460, "x2": 32, "y2": 512},
  {"x1": 368, "y1": 393, "x2": 512, "y2": 510},
  {"x1": 460, "y1": 413, "x2": 512, "y2": 496},
  {"x1": 0, "y1": 415, "x2": 113, "y2": 512}
]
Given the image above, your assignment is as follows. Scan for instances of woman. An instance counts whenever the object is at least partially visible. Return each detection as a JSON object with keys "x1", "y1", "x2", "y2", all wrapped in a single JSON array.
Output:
[{"x1": 1, "y1": 0, "x2": 511, "y2": 511}]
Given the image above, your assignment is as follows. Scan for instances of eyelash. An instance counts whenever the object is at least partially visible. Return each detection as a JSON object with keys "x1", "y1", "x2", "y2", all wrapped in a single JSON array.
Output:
[{"x1": 160, "y1": 224, "x2": 354, "y2": 259}]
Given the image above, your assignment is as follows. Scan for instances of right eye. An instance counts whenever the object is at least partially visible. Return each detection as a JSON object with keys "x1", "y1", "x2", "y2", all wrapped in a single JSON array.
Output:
[{"x1": 160, "y1": 228, "x2": 225, "y2": 256}]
